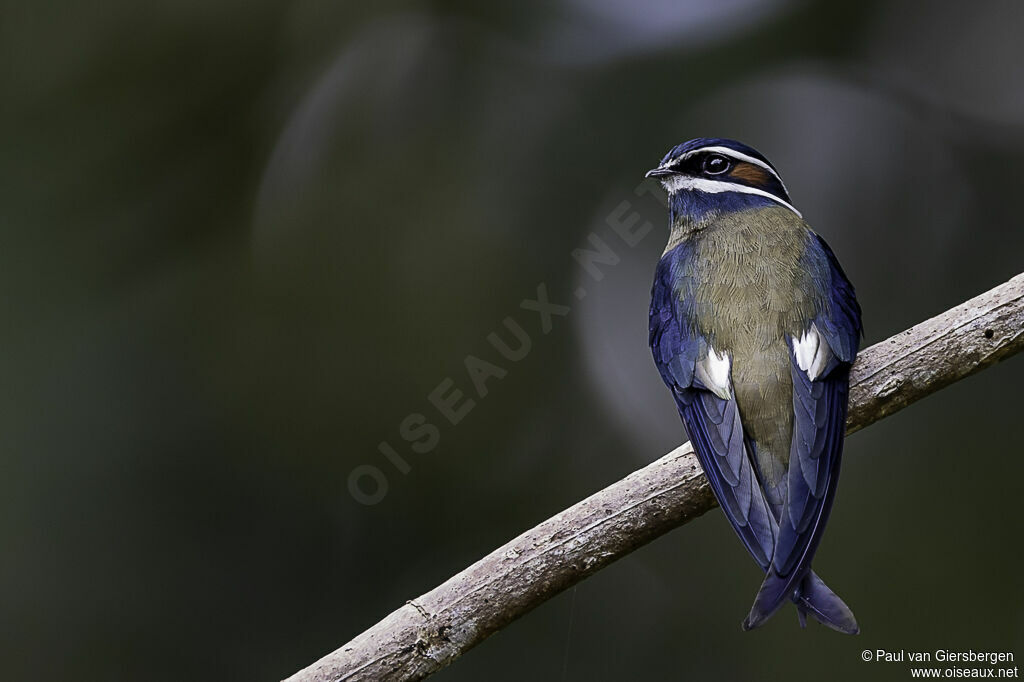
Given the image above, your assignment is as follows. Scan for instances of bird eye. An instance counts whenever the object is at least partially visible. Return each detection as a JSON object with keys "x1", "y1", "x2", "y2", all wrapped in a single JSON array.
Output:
[{"x1": 703, "y1": 154, "x2": 731, "y2": 175}]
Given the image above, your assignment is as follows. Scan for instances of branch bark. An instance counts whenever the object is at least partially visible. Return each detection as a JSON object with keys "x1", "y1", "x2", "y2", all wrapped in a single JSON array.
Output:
[{"x1": 286, "y1": 272, "x2": 1024, "y2": 682}]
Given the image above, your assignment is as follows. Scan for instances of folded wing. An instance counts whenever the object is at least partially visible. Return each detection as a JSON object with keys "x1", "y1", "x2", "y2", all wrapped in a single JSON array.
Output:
[
  {"x1": 649, "y1": 252, "x2": 777, "y2": 571},
  {"x1": 742, "y1": 232, "x2": 863, "y2": 628}
]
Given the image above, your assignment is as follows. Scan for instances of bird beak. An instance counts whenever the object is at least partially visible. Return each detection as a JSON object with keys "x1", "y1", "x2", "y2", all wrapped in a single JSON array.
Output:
[{"x1": 645, "y1": 167, "x2": 675, "y2": 178}]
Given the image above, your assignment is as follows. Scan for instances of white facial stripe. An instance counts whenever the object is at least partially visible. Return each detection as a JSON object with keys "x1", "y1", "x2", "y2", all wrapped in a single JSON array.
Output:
[
  {"x1": 679, "y1": 145, "x2": 788, "y2": 192},
  {"x1": 659, "y1": 175, "x2": 802, "y2": 218}
]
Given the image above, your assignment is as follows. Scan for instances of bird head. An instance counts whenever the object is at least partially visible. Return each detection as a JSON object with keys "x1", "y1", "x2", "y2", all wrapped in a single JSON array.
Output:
[{"x1": 646, "y1": 138, "x2": 800, "y2": 223}]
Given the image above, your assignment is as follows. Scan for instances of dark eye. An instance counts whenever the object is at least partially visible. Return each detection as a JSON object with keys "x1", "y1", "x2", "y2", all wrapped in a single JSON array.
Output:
[{"x1": 703, "y1": 154, "x2": 731, "y2": 175}]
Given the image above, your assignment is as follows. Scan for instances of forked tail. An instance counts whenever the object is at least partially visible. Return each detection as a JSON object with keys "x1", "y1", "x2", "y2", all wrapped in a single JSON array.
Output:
[{"x1": 742, "y1": 569, "x2": 858, "y2": 634}]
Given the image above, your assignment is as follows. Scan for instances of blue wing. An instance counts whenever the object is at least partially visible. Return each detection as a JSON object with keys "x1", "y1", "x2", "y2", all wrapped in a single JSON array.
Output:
[
  {"x1": 743, "y1": 232, "x2": 863, "y2": 628},
  {"x1": 649, "y1": 248, "x2": 777, "y2": 570},
  {"x1": 801, "y1": 232, "x2": 863, "y2": 364}
]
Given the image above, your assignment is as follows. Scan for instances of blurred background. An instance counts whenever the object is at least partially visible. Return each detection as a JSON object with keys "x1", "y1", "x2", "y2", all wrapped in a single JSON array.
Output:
[{"x1": 3, "y1": 0, "x2": 1023, "y2": 680}]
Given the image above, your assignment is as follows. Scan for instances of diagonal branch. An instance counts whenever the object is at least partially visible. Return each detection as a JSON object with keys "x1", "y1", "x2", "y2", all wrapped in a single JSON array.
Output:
[{"x1": 286, "y1": 273, "x2": 1024, "y2": 682}]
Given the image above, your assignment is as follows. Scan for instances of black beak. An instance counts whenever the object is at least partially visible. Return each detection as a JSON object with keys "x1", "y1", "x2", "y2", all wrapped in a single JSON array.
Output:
[{"x1": 645, "y1": 167, "x2": 675, "y2": 178}]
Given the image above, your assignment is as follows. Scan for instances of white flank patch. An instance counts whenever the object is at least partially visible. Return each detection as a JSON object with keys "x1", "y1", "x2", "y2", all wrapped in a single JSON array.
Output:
[
  {"x1": 695, "y1": 345, "x2": 732, "y2": 400},
  {"x1": 659, "y1": 175, "x2": 802, "y2": 217},
  {"x1": 792, "y1": 323, "x2": 833, "y2": 381}
]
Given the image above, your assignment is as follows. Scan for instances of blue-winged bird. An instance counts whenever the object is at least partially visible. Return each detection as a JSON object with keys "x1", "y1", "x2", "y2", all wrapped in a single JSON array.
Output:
[{"x1": 646, "y1": 138, "x2": 862, "y2": 633}]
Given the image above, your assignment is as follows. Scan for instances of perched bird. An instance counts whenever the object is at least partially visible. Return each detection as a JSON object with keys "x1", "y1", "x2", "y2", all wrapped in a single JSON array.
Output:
[{"x1": 645, "y1": 138, "x2": 862, "y2": 633}]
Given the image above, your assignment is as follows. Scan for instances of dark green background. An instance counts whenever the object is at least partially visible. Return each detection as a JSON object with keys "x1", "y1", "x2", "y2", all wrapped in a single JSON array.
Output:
[{"x1": 3, "y1": 1, "x2": 1023, "y2": 680}]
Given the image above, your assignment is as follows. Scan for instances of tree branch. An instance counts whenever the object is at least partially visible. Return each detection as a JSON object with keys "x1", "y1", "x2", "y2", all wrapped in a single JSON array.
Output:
[{"x1": 286, "y1": 272, "x2": 1024, "y2": 682}]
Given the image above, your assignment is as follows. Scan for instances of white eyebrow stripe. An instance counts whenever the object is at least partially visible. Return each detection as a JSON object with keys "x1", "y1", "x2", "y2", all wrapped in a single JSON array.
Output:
[
  {"x1": 660, "y1": 175, "x2": 802, "y2": 218},
  {"x1": 674, "y1": 145, "x2": 791, "y2": 196}
]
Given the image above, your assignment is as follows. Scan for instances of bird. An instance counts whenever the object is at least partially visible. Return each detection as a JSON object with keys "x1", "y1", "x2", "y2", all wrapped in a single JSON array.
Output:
[{"x1": 645, "y1": 138, "x2": 862, "y2": 634}]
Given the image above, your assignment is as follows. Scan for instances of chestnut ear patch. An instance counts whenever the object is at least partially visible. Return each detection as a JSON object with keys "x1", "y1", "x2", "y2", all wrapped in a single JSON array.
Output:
[{"x1": 728, "y1": 161, "x2": 771, "y2": 186}]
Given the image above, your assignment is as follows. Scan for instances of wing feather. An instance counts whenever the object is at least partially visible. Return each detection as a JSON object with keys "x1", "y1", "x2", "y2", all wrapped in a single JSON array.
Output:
[
  {"x1": 650, "y1": 247, "x2": 777, "y2": 570},
  {"x1": 743, "y1": 232, "x2": 862, "y2": 628}
]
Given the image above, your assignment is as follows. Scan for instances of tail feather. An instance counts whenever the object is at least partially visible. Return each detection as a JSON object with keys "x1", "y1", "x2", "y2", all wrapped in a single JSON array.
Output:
[
  {"x1": 742, "y1": 565, "x2": 801, "y2": 629},
  {"x1": 742, "y1": 570, "x2": 858, "y2": 634},
  {"x1": 795, "y1": 571, "x2": 859, "y2": 634}
]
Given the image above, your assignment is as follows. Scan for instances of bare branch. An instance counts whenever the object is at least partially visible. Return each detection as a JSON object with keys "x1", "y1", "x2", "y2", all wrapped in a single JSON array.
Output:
[{"x1": 286, "y1": 273, "x2": 1024, "y2": 682}]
